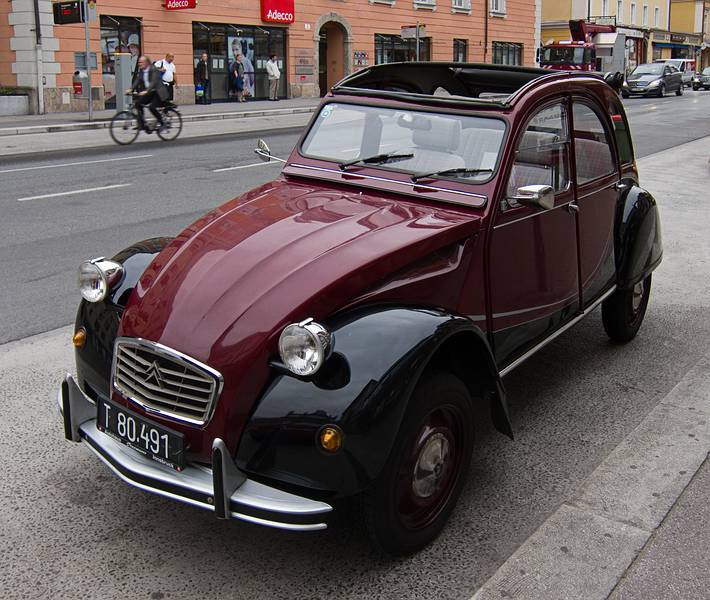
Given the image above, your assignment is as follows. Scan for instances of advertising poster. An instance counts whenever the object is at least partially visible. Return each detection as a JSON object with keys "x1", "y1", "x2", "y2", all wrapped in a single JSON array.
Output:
[{"x1": 227, "y1": 36, "x2": 255, "y2": 98}]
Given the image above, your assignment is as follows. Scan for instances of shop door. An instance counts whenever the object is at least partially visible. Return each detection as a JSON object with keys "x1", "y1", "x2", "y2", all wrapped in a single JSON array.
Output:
[{"x1": 209, "y1": 29, "x2": 228, "y2": 101}]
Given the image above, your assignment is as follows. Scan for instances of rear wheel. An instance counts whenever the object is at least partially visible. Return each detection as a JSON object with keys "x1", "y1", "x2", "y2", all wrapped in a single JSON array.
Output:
[
  {"x1": 157, "y1": 107, "x2": 183, "y2": 142},
  {"x1": 109, "y1": 110, "x2": 140, "y2": 145},
  {"x1": 363, "y1": 370, "x2": 474, "y2": 556},
  {"x1": 602, "y1": 275, "x2": 652, "y2": 343}
]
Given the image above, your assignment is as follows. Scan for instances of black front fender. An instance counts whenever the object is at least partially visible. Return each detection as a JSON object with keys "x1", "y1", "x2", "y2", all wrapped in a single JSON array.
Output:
[
  {"x1": 236, "y1": 306, "x2": 508, "y2": 500},
  {"x1": 75, "y1": 237, "x2": 174, "y2": 400},
  {"x1": 615, "y1": 184, "x2": 662, "y2": 289}
]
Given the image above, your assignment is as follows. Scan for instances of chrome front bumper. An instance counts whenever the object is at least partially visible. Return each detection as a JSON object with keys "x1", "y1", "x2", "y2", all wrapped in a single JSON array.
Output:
[{"x1": 58, "y1": 375, "x2": 332, "y2": 531}]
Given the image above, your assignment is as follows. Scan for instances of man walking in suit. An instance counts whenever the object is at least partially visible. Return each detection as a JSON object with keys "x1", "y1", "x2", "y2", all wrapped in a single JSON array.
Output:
[
  {"x1": 129, "y1": 55, "x2": 168, "y2": 132},
  {"x1": 195, "y1": 52, "x2": 211, "y2": 104}
]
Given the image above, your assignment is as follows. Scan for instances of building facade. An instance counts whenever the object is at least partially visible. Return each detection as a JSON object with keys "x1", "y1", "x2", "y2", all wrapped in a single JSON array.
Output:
[
  {"x1": 0, "y1": 0, "x2": 541, "y2": 114},
  {"x1": 542, "y1": 0, "x2": 670, "y2": 68},
  {"x1": 668, "y1": 0, "x2": 709, "y2": 67}
]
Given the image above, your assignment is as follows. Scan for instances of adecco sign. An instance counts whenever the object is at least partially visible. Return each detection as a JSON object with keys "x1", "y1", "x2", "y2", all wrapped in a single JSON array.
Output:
[
  {"x1": 165, "y1": 0, "x2": 196, "y2": 10},
  {"x1": 261, "y1": 0, "x2": 295, "y2": 24}
]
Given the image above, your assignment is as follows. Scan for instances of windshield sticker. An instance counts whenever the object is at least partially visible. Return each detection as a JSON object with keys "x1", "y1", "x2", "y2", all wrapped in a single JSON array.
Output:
[{"x1": 320, "y1": 105, "x2": 335, "y2": 118}]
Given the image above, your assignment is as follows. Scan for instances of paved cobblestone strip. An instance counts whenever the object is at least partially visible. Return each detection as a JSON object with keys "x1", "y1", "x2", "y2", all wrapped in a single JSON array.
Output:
[{"x1": 471, "y1": 352, "x2": 710, "y2": 600}]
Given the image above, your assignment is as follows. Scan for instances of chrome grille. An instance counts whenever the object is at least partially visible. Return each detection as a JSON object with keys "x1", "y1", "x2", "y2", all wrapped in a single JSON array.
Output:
[{"x1": 112, "y1": 338, "x2": 223, "y2": 425}]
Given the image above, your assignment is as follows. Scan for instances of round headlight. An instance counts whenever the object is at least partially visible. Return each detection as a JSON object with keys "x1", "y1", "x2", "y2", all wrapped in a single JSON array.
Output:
[
  {"x1": 278, "y1": 319, "x2": 331, "y2": 376},
  {"x1": 78, "y1": 258, "x2": 123, "y2": 303}
]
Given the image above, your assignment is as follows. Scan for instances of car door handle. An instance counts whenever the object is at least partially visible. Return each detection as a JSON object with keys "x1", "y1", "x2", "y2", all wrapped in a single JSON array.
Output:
[
  {"x1": 614, "y1": 181, "x2": 630, "y2": 192},
  {"x1": 568, "y1": 202, "x2": 579, "y2": 214}
]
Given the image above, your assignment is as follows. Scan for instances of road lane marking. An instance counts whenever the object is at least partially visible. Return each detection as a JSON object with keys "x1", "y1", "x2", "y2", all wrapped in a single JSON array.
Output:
[
  {"x1": 1, "y1": 154, "x2": 152, "y2": 174},
  {"x1": 17, "y1": 183, "x2": 131, "y2": 202},
  {"x1": 212, "y1": 161, "x2": 281, "y2": 173}
]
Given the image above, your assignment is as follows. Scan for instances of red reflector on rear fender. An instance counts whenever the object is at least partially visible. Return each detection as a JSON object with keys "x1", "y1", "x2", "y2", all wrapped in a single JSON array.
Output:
[{"x1": 611, "y1": 114, "x2": 623, "y2": 122}]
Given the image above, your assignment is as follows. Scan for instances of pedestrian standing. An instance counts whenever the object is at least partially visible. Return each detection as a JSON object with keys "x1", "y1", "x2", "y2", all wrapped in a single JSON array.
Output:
[
  {"x1": 155, "y1": 53, "x2": 177, "y2": 102},
  {"x1": 266, "y1": 54, "x2": 281, "y2": 101},
  {"x1": 195, "y1": 52, "x2": 211, "y2": 105}
]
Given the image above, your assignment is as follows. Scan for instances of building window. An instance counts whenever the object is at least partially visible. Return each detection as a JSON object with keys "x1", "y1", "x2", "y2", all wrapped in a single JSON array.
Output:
[
  {"x1": 602, "y1": 0, "x2": 609, "y2": 16},
  {"x1": 100, "y1": 16, "x2": 141, "y2": 108},
  {"x1": 630, "y1": 2, "x2": 636, "y2": 24},
  {"x1": 642, "y1": 5, "x2": 648, "y2": 25},
  {"x1": 653, "y1": 45, "x2": 662, "y2": 60},
  {"x1": 453, "y1": 38, "x2": 468, "y2": 61},
  {"x1": 654, "y1": 7, "x2": 660, "y2": 27},
  {"x1": 617, "y1": 1, "x2": 624, "y2": 22},
  {"x1": 413, "y1": 0, "x2": 437, "y2": 8},
  {"x1": 490, "y1": 0, "x2": 506, "y2": 16},
  {"x1": 374, "y1": 34, "x2": 431, "y2": 63},
  {"x1": 452, "y1": 0, "x2": 472, "y2": 11},
  {"x1": 493, "y1": 41, "x2": 523, "y2": 65}
]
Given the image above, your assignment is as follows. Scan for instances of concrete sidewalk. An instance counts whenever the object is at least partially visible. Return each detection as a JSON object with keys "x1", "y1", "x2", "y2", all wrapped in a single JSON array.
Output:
[
  {"x1": 472, "y1": 135, "x2": 710, "y2": 600},
  {"x1": 0, "y1": 97, "x2": 320, "y2": 137}
]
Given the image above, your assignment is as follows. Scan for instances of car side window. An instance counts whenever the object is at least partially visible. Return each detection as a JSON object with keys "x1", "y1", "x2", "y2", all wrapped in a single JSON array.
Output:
[
  {"x1": 664, "y1": 67, "x2": 672, "y2": 76},
  {"x1": 572, "y1": 103, "x2": 616, "y2": 185},
  {"x1": 507, "y1": 103, "x2": 570, "y2": 197}
]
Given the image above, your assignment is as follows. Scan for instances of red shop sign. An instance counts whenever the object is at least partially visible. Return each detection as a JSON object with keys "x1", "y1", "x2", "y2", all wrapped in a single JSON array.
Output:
[
  {"x1": 261, "y1": 0, "x2": 295, "y2": 24},
  {"x1": 165, "y1": 0, "x2": 197, "y2": 10}
]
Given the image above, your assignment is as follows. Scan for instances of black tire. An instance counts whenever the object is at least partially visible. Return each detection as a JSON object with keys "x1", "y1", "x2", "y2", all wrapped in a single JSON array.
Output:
[
  {"x1": 109, "y1": 110, "x2": 140, "y2": 146},
  {"x1": 676, "y1": 85, "x2": 683, "y2": 96},
  {"x1": 157, "y1": 107, "x2": 183, "y2": 142},
  {"x1": 602, "y1": 275, "x2": 652, "y2": 343},
  {"x1": 657, "y1": 84, "x2": 665, "y2": 97},
  {"x1": 693, "y1": 85, "x2": 700, "y2": 91},
  {"x1": 363, "y1": 370, "x2": 475, "y2": 556},
  {"x1": 621, "y1": 92, "x2": 630, "y2": 99}
]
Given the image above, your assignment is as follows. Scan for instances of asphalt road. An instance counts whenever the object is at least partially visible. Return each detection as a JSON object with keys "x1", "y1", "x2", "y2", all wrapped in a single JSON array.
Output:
[{"x1": 2, "y1": 91, "x2": 710, "y2": 344}]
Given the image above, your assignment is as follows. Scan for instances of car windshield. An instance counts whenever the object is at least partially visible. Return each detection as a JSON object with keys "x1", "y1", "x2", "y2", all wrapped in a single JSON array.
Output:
[
  {"x1": 703, "y1": 68, "x2": 710, "y2": 75},
  {"x1": 632, "y1": 64, "x2": 664, "y2": 76},
  {"x1": 300, "y1": 103, "x2": 506, "y2": 183},
  {"x1": 542, "y1": 47, "x2": 587, "y2": 65}
]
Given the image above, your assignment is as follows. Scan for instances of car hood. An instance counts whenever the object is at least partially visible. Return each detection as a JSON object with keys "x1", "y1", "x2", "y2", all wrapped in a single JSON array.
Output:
[
  {"x1": 628, "y1": 74, "x2": 661, "y2": 83},
  {"x1": 117, "y1": 178, "x2": 480, "y2": 452}
]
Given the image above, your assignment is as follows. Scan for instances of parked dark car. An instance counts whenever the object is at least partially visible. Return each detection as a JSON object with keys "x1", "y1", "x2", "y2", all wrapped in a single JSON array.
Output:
[
  {"x1": 692, "y1": 67, "x2": 710, "y2": 90},
  {"x1": 623, "y1": 62, "x2": 683, "y2": 97},
  {"x1": 58, "y1": 63, "x2": 662, "y2": 556}
]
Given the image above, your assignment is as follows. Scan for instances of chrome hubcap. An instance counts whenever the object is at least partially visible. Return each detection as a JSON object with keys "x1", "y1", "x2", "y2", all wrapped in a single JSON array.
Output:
[
  {"x1": 412, "y1": 432, "x2": 450, "y2": 499},
  {"x1": 632, "y1": 281, "x2": 645, "y2": 312}
]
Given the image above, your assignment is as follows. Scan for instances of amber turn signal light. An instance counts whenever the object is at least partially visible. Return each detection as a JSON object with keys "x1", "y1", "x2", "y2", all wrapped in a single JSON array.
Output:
[
  {"x1": 72, "y1": 328, "x2": 87, "y2": 348},
  {"x1": 319, "y1": 426, "x2": 343, "y2": 453}
]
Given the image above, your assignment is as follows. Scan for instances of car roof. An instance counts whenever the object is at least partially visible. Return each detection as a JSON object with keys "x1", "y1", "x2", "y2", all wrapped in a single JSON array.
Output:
[{"x1": 332, "y1": 62, "x2": 617, "y2": 108}]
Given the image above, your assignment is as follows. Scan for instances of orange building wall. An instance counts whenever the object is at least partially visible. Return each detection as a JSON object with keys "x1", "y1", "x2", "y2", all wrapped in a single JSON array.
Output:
[
  {"x1": 0, "y1": 0, "x2": 16, "y2": 86},
  {"x1": 13, "y1": 0, "x2": 536, "y2": 110}
]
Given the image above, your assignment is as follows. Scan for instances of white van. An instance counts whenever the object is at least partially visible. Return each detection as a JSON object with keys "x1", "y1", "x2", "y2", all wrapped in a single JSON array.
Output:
[{"x1": 655, "y1": 59, "x2": 696, "y2": 87}]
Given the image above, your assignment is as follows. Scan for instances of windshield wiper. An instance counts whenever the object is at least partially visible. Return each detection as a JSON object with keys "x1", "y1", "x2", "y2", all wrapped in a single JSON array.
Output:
[
  {"x1": 411, "y1": 167, "x2": 493, "y2": 183},
  {"x1": 338, "y1": 152, "x2": 414, "y2": 170}
]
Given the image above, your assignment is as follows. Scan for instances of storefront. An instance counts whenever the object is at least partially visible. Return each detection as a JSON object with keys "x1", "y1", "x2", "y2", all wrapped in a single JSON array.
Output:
[
  {"x1": 100, "y1": 16, "x2": 142, "y2": 109},
  {"x1": 374, "y1": 34, "x2": 432, "y2": 64},
  {"x1": 191, "y1": 23, "x2": 287, "y2": 102},
  {"x1": 617, "y1": 27, "x2": 646, "y2": 72}
]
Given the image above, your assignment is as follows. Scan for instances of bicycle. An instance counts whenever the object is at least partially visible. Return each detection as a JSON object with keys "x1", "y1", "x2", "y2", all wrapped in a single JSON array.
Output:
[{"x1": 109, "y1": 94, "x2": 183, "y2": 145}]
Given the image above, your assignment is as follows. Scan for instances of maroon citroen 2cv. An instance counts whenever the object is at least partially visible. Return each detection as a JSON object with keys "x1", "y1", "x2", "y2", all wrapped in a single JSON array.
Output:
[{"x1": 59, "y1": 63, "x2": 661, "y2": 555}]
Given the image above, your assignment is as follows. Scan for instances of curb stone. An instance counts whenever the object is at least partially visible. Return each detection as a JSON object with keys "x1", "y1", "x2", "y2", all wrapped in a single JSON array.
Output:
[{"x1": 0, "y1": 106, "x2": 317, "y2": 138}]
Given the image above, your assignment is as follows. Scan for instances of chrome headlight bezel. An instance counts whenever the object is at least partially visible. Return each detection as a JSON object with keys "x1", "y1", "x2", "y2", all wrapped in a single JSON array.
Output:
[
  {"x1": 78, "y1": 258, "x2": 124, "y2": 303},
  {"x1": 278, "y1": 318, "x2": 332, "y2": 377}
]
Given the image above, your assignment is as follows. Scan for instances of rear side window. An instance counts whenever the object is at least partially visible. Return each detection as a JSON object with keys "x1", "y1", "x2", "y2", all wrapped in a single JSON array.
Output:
[
  {"x1": 607, "y1": 100, "x2": 634, "y2": 165},
  {"x1": 572, "y1": 102, "x2": 616, "y2": 184}
]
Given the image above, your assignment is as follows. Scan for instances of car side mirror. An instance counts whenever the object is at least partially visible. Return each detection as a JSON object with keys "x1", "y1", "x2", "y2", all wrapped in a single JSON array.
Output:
[
  {"x1": 254, "y1": 139, "x2": 288, "y2": 163},
  {"x1": 508, "y1": 184, "x2": 555, "y2": 210}
]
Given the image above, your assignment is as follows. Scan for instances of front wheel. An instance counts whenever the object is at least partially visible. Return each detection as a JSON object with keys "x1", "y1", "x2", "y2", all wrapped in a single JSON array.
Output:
[
  {"x1": 157, "y1": 107, "x2": 183, "y2": 142},
  {"x1": 109, "y1": 110, "x2": 140, "y2": 145},
  {"x1": 657, "y1": 84, "x2": 665, "y2": 97},
  {"x1": 676, "y1": 85, "x2": 684, "y2": 96},
  {"x1": 602, "y1": 275, "x2": 652, "y2": 343},
  {"x1": 693, "y1": 85, "x2": 700, "y2": 91},
  {"x1": 363, "y1": 370, "x2": 474, "y2": 556}
]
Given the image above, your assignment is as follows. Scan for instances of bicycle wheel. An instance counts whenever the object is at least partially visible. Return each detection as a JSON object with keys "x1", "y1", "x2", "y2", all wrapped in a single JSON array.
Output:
[
  {"x1": 157, "y1": 108, "x2": 183, "y2": 142},
  {"x1": 109, "y1": 110, "x2": 140, "y2": 145}
]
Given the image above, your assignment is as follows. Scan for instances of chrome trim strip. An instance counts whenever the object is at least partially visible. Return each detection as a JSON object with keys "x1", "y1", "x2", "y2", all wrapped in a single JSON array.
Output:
[
  {"x1": 493, "y1": 200, "x2": 574, "y2": 229},
  {"x1": 492, "y1": 292, "x2": 578, "y2": 319},
  {"x1": 499, "y1": 286, "x2": 616, "y2": 377},
  {"x1": 287, "y1": 163, "x2": 488, "y2": 204},
  {"x1": 576, "y1": 180, "x2": 617, "y2": 200},
  {"x1": 112, "y1": 337, "x2": 224, "y2": 427}
]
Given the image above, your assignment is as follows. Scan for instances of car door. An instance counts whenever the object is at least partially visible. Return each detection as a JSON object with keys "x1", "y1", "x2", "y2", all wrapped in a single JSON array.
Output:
[
  {"x1": 570, "y1": 99, "x2": 620, "y2": 305},
  {"x1": 489, "y1": 100, "x2": 579, "y2": 368}
]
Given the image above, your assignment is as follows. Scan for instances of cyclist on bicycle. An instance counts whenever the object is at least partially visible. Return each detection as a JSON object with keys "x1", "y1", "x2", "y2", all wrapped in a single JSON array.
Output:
[{"x1": 127, "y1": 55, "x2": 169, "y2": 133}]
